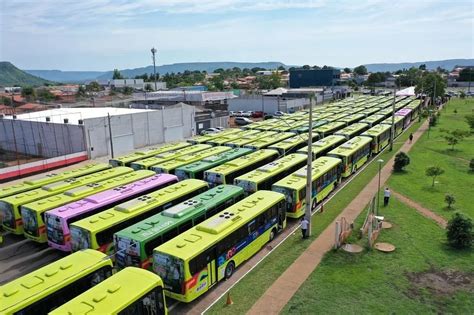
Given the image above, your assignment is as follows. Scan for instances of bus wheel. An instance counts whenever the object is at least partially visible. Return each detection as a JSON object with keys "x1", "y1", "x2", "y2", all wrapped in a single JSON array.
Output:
[
  {"x1": 270, "y1": 229, "x2": 276, "y2": 242},
  {"x1": 225, "y1": 261, "x2": 235, "y2": 279}
]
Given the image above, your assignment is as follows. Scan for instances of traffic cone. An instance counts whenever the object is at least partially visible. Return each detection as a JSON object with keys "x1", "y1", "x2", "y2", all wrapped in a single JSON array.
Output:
[{"x1": 226, "y1": 292, "x2": 233, "y2": 306}]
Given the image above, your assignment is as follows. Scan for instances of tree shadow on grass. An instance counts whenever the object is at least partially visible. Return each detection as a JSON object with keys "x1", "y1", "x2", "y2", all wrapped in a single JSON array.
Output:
[{"x1": 391, "y1": 170, "x2": 410, "y2": 176}]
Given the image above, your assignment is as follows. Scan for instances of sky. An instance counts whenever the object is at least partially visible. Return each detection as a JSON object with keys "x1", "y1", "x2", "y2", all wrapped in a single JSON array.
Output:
[{"x1": 0, "y1": 0, "x2": 472, "y2": 71}]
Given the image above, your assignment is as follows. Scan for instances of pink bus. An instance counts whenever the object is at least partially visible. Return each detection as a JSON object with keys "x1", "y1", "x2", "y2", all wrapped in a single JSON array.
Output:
[
  {"x1": 46, "y1": 174, "x2": 178, "y2": 252},
  {"x1": 395, "y1": 108, "x2": 412, "y2": 128}
]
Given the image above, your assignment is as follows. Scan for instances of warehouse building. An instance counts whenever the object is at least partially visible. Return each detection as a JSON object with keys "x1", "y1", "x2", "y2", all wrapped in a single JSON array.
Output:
[{"x1": 289, "y1": 69, "x2": 341, "y2": 88}]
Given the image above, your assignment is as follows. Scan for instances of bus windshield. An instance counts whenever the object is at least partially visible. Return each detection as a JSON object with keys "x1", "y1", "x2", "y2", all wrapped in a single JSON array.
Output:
[
  {"x1": 115, "y1": 236, "x2": 141, "y2": 268},
  {"x1": 71, "y1": 227, "x2": 92, "y2": 251},
  {"x1": 175, "y1": 169, "x2": 190, "y2": 180},
  {"x1": 21, "y1": 208, "x2": 38, "y2": 236},
  {"x1": 46, "y1": 214, "x2": 65, "y2": 245},
  {"x1": 0, "y1": 201, "x2": 15, "y2": 228},
  {"x1": 272, "y1": 186, "x2": 295, "y2": 212},
  {"x1": 153, "y1": 252, "x2": 184, "y2": 294}
]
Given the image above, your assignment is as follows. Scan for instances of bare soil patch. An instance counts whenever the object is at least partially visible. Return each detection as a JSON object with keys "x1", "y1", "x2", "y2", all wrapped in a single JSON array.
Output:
[{"x1": 407, "y1": 269, "x2": 474, "y2": 297}]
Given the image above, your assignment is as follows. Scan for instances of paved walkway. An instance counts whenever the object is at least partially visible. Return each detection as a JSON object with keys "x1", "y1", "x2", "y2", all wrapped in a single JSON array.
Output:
[
  {"x1": 392, "y1": 190, "x2": 448, "y2": 228},
  {"x1": 247, "y1": 120, "x2": 429, "y2": 315}
]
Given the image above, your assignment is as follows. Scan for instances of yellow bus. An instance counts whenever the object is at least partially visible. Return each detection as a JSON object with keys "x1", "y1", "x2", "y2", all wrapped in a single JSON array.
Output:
[
  {"x1": 334, "y1": 123, "x2": 369, "y2": 140},
  {"x1": 313, "y1": 121, "x2": 346, "y2": 138},
  {"x1": 361, "y1": 123, "x2": 392, "y2": 154},
  {"x1": 0, "y1": 249, "x2": 113, "y2": 314},
  {"x1": 272, "y1": 156, "x2": 342, "y2": 218},
  {"x1": 153, "y1": 190, "x2": 286, "y2": 302},
  {"x1": 50, "y1": 267, "x2": 167, "y2": 315},
  {"x1": 296, "y1": 135, "x2": 346, "y2": 160},
  {"x1": 327, "y1": 136, "x2": 373, "y2": 177}
]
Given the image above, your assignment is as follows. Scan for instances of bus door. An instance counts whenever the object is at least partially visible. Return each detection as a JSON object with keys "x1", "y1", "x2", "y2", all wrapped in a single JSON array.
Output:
[{"x1": 207, "y1": 246, "x2": 218, "y2": 288}]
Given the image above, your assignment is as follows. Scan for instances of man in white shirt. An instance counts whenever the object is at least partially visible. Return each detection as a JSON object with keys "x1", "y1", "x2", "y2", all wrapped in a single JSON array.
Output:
[
  {"x1": 301, "y1": 217, "x2": 309, "y2": 239},
  {"x1": 384, "y1": 187, "x2": 391, "y2": 206}
]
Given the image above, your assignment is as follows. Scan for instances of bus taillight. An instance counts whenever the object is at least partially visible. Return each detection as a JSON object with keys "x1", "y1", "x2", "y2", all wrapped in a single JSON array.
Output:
[
  {"x1": 294, "y1": 201, "x2": 301, "y2": 212},
  {"x1": 140, "y1": 258, "x2": 151, "y2": 270}
]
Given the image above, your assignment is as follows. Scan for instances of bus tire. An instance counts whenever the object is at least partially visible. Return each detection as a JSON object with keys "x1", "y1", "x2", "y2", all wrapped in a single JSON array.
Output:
[
  {"x1": 225, "y1": 261, "x2": 235, "y2": 279},
  {"x1": 270, "y1": 228, "x2": 276, "y2": 242}
]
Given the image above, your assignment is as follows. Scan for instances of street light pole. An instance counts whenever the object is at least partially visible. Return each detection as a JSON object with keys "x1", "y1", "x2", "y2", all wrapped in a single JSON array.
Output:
[
  {"x1": 376, "y1": 159, "x2": 384, "y2": 215},
  {"x1": 305, "y1": 94, "x2": 315, "y2": 237},
  {"x1": 151, "y1": 47, "x2": 158, "y2": 91}
]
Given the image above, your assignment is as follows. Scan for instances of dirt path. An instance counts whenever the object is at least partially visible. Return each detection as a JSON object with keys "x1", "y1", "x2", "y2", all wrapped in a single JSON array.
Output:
[
  {"x1": 392, "y1": 190, "x2": 448, "y2": 228},
  {"x1": 246, "y1": 120, "x2": 429, "y2": 315}
]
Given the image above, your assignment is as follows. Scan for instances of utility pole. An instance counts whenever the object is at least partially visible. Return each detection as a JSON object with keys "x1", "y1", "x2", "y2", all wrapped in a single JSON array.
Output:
[
  {"x1": 305, "y1": 94, "x2": 314, "y2": 237},
  {"x1": 107, "y1": 113, "x2": 114, "y2": 158},
  {"x1": 151, "y1": 47, "x2": 158, "y2": 91},
  {"x1": 389, "y1": 85, "x2": 396, "y2": 151}
]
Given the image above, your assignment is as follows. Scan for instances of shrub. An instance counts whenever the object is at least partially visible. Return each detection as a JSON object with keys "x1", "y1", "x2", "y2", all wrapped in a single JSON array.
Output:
[
  {"x1": 425, "y1": 166, "x2": 444, "y2": 187},
  {"x1": 445, "y1": 194, "x2": 456, "y2": 209},
  {"x1": 393, "y1": 152, "x2": 410, "y2": 172},
  {"x1": 446, "y1": 212, "x2": 473, "y2": 249}
]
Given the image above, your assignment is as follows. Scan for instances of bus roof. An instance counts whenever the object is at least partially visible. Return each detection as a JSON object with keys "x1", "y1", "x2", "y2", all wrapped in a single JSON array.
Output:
[
  {"x1": 130, "y1": 144, "x2": 212, "y2": 169},
  {"x1": 109, "y1": 142, "x2": 191, "y2": 166},
  {"x1": 297, "y1": 135, "x2": 346, "y2": 155},
  {"x1": 150, "y1": 146, "x2": 231, "y2": 173},
  {"x1": 0, "y1": 249, "x2": 111, "y2": 314},
  {"x1": 22, "y1": 170, "x2": 155, "y2": 213},
  {"x1": 334, "y1": 123, "x2": 369, "y2": 137},
  {"x1": 115, "y1": 185, "x2": 244, "y2": 243},
  {"x1": 361, "y1": 123, "x2": 392, "y2": 137},
  {"x1": 314, "y1": 121, "x2": 346, "y2": 133},
  {"x1": 327, "y1": 136, "x2": 373, "y2": 157},
  {"x1": 272, "y1": 156, "x2": 342, "y2": 191},
  {"x1": 224, "y1": 131, "x2": 278, "y2": 147},
  {"x1": 268, "y1": 133, "x2": 309, "y2": 150},
  {"x1": 187, "y1": 128, "x2": 241, "y2": 144},
  {"x1": 0, "y1": 163, "x2": 111, "y2": 199},
  {"x1": 204, "y1": 149, "x2": 278, "y2": 176},
  {"x1": 155, "y1": 190, "x2": 285, "y2": 261},
  {"x1": 234, "y1": 153, "x2": 307, "y2": 184},
  {"x1": 71, "y1": 179, "x2": 208, "y2": 233},
  {"x1": 336, "y1": 113, "x2": 365, "y2": 123},
  {"x1": 381, "y1": 115, "x2": 404, "y2": 125},
  {"x1": 175, "y1": 148, "x2": 253, "y2": 174},
  {"x1": 49, "y1": 267, "x2": 162, "y2": 315},
  {"x1": 208, "y1": 130, "x2": 260, "y2": 145},
  {"x1": 360, "y1": 114, "x2": 386, "y2": 123},
  {"x1": 243, "y1": 132, "x2": 294, "y2": 150}
]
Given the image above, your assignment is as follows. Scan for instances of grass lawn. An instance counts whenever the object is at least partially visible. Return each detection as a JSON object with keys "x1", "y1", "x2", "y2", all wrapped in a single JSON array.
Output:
[
  {"x1": 283, "y1": 198, "x2": 474, "y2": 314},
  {"x1": 388, "y1": 98, "x2": 474, "y2": 219},
  {"x1": 206, "y1": 118, "x2": 423, "y2": 314}
]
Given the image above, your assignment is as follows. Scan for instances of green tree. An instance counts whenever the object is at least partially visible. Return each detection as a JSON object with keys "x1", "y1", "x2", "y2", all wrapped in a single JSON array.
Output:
[
  {"x1": 277, "y1": 65, "x2": 285, "y2": 71},
  {"x1": 343, "y1": 67, "x2": 351, "y2": 74},
  {"x1": 36, "y1": 88, "x2": 55, "y2": 102},
  {"x1": 144, "y1": 83, "x2": 153, "y2": 92},
  {"x1": 458, "y1": 67, "x2": 474, "y2": 81},
  {"x1": 446, "y1": 212, "x2": 473, "y2": 249},
  {"x1": 415, "y1": 72, "x2": 446, "y2": 99},
  {"x1": 418, "y1": 64, "x2": 426, "y2": 70},
  {"x1": 393, "y1": 152, "x2": 410, "y2": 172},
  {"x1": 366, "y1": 72, "x2": 387, "y2": 85},
  {"x1": 460, "y1": 91, "x2": 466, "y2": 99},
  {"x1": 441, "y1": 129, "x2": 470, "y2": 150},
  {"x1": 210, "y1": 75, "x2": 224, "y2": 91},
  {"x1": 113, "y1": 69, "x2": 124, "y2": 79},
  {"x1": 21, "y1": 86, "x2": 36, "y2": 101},
  {"x1": 230, "y1": 82, "x2": 240, "y2": 89},
  {"x1": 256, "y1": 72, "x2": 282, "y2": 90},
  {"x1": 470, "y1": 158, "x2": 474, "y2": 173},
  {"x1": 425, "y1": 166, "x2": 444, "y2": 187},
  {"x1": 445, "y1": 194, "x2": 456, "y2": 209},
  {"x1": 1, "y1": 96, "x2": 12, "y2": 106},
  {"x1": 353, "y1": 65, "x2": 368, "y2": 75},
  {"x1": 86, "y1": 81, "x2": 101, "y2": 92},
  {"x1": 76, "y1": 85, "x2": 87, "y2": 98},
  {"x1": 302, "y1": 65, "x2": 311, "y2": 70},
  {"x1": 465, "y1": 114, "x2": 474, "y2": 132},
  {"x1": 122, "y1": 86, "x2": 134, "y2": 95}
]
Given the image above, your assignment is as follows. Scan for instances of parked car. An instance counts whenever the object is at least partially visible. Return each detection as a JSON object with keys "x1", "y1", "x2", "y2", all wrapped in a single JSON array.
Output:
[
  {"x1": 234, "y1": 117, "x2": 253, "y2": 126},
  {"x1": 251, "y1": 111, "x2": 264, "y2": 118},
  {"x1": 274, "y1": 111, "x2": 286, "y2": 116},
  {"x1": 215, "y1": 126, "x2": 225, "y2": 131},
  {"x1": 200, "y1": 128, "x2": 222, "y2": 135},
  {"x1": 264, "y1": 115, "x2": 274, "y2": 120},
  {"x1": 229, "y1": 111, "x2": 236, "y2": 117}
]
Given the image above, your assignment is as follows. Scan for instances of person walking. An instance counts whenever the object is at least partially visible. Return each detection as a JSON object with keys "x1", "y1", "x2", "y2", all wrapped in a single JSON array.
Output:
[
  {"x1": 409, "y1": 133, "x2": 413, "y2": 143},
  {"x1": 383, "y1": 187, "x2": 391, "y2": 207},
  {"x1": 301, "y1": 217, "x2": 309, "y2": 239}
]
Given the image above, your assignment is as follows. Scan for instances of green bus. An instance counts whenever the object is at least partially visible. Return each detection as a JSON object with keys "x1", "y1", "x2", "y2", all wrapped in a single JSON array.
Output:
[
  {"x1": 0, "y1": 163, "x2": 110, "y2": 199},
  {"x1": 272, "y1": 156, "x2": 342, "y2": 218},
  {"x1": 204, "y1": 149, "x2": 278, "y2": 186},
  {"x1": 175, "y1": 148, "x2": 252, "y2": 181},
  {"x1": 243, "y1": 132, "x2": 294, "y2": 151},
  {"x1": 361, "y1": 123, "x2": 392, "y2": 154},
  {"x1": 21, "y1": 170, "x2": 155, "y2": 243},
  {"x1": 334, "y1": 123, "x2": 369, "y2": 140},
  {"x1": 324, "y1": 113, "x2": 349, "y2": 122},
  {"x1": 69, "y1": 179, "x2": 209, "y2": 256},
  {"x1": 296, "y1": 135, "x2": 346, "y2": 160},
  {"x1": 327, "y1": 136, "x2": 373, "y2": 177},
  {"x1": 405, "y1": 101, "x2": 421, "y2": 120},
  {"x1": 380, "y1": 115, "x2": 404, "y2": 137},
  {"x1": 314, "y1": 121, "x2": 346, "y2": 138},
  {"x1": 378, "y1": 107, "x2": 394, "y2": 118},
  {"x1": 269, "y1": 123, "x2": 295, "y2": 133},
  {"x1": 224, "y1": 131, "x2": 278, "y2": 148},
  {"x1": 360, "y1": 114, "x2": 386, "y2": 127},
  {"x1": 110, "y1": 142, "x2": 191, "y2": 167},
  {"x1": 130, "y1": 144, "x2": 212, "y2": 170},
  {"x1": 207, "y1": 130, "x2": 260, "y2": 146},
  {"x1": 0, "y1": 166, "x2": 132, "y2": 235},
  {"x1": 293, "y1": 120, "x2": 328, "y2": 134},
  {"x1": 234, "y1": 153, "x2": 307, "y2": 194},
  {"x1": 153, "y1": 190, "x2": 286, "y2": 302},
  {"x1": 187, "y1": 128, "x2": 241, "y2": 145},
  {"x1": 267, "y1": 133, "x2": 318, "y2": 156},
  {"x1": 150, "y1": 146, "x2": 231, "y2": 174},
  {"x1": 114, "y1": 185, "x2": 245, "y2": 270},
  {"x1": 336, "y1": 113, "x2": 365, "y2": 126},
  {"x1": 50, "y1": 267, "x2": 167, "y2": 315}
]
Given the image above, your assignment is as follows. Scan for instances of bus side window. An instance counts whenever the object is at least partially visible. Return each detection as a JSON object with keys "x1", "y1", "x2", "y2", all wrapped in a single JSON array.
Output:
[
  {"x1": 248, "y1": 220, "x2": 256, "y2": 234},
  {"x1": 194, "y1": 214, "x2": 206, "y2": 224},
  {"x1": 178, "y1": 220, "x2": 193, "y2": 233},
  {"x1": 145, "y1": 237, "x2": 164, "y2": 257},
  {"x1": 162, "y1": 229, "x2": 178, "y2": 243}
]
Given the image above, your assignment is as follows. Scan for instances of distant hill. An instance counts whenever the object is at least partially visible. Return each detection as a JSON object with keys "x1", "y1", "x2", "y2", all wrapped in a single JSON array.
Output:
[
  {"x1": 363, "y1": 59, "x2": 474, "y2": 72},
  {"x1": 24, "y1": 61, "x2": 286, "y2": 82},
  {"x1": 25, "y1": 69, "x2": 104, "y2": 83},
  {"x1": 0, "y1": 62, "x2": 52, "y2": 86}
]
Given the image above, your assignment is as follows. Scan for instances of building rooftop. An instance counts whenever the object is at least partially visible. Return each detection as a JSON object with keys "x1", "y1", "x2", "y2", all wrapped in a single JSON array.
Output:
[{"x1": 3, "y1": 107, "x2": 155, "y2": 125}]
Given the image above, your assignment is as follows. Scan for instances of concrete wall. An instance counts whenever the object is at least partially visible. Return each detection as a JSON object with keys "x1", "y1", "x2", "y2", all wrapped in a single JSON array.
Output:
[
  {"x1": 228, "y1": 96, "x2": 321, "y2": 113},
  {"x1": 0, "y1": 119, "x2": 85, "y2": 158}
]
